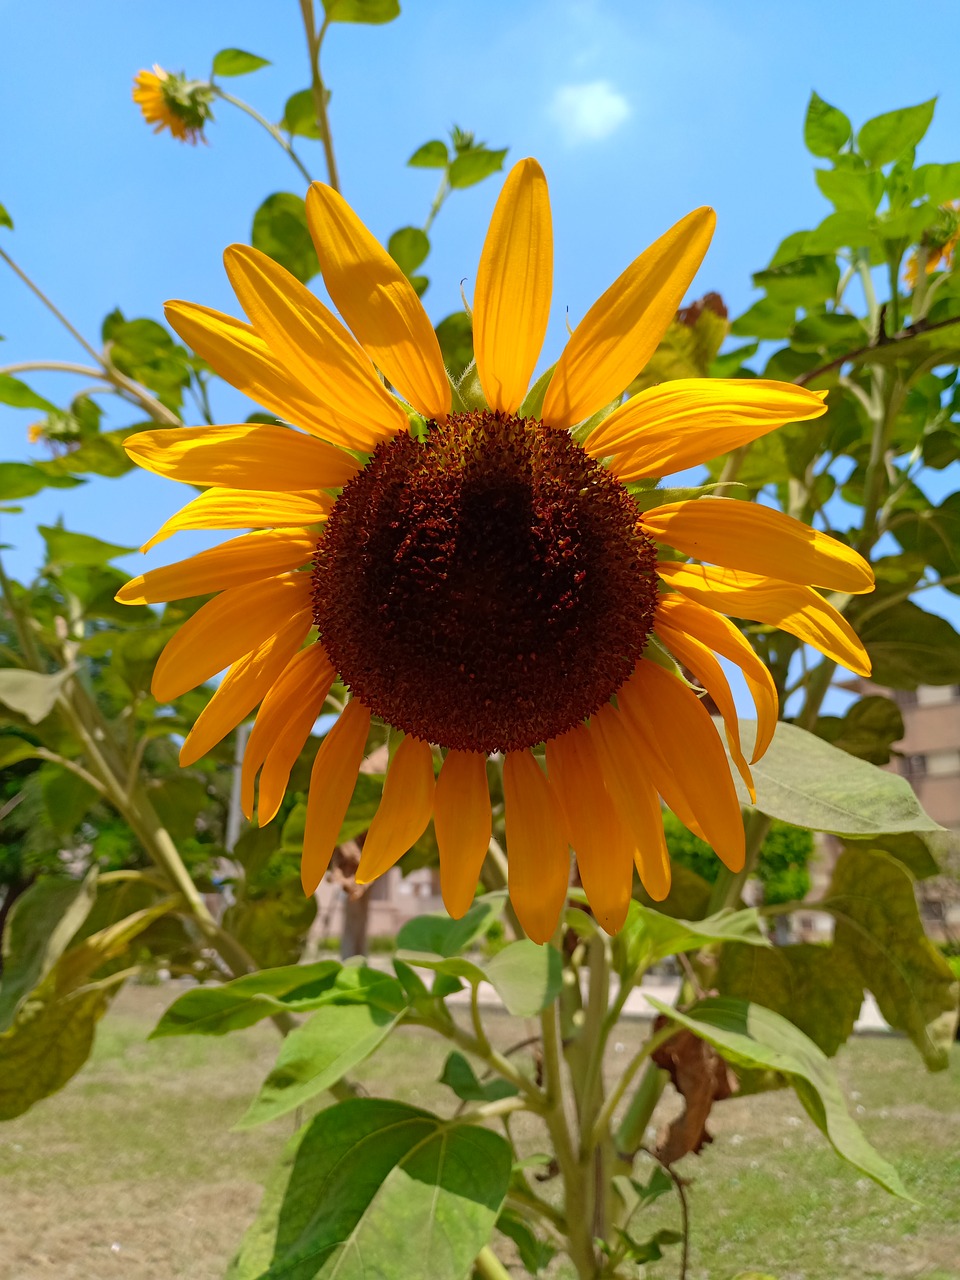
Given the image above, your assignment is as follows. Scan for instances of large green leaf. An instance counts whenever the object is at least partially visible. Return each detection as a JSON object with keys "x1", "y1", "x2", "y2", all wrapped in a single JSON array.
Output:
[
  {"x1": 152, "y1": 962, "x2": 405, "y2": 1038},
  {"x1": 730, "y1": 719, "x2": 943, "y2": 836},
  {"x1": 814, "y1": 694, "x2": 904, "y2": 765},
  {"x1": 252, "y1": 193, "x2": 320, "y2": 284},
  {"x1": 823, "y1": 848, "x2": 959, "y2": 1069},
  {"x1": 717, "y1": 942, "x2": 863, "y2": 1056},
  {"x1": 212, "y1": 48, "x2": 271, "y2": 76},
  {"x1": 0, "y1": 870, "x2": 98, "y2": 1033},
  {"x1": 647, "y1": 996, "x2": 908, "y2": 1197},
  {"x1": 0, "y1": 462, "x2": 83, "y2": 500},
  {"x1": 613, "y1": 902, "x2": 769, "y2": 981},
  {"x1": 237, "y1": 998, "x2": 405, "y2": 1128},
  {"x1": 439, "y1": 1052, "x2": 518, "y2": 1104},
  {"x1": 233, "y1": 1099, "x2": 511, "y2": 1279},
  {"x1": 484, "y1": 941, "x2": 563, "y2": 1017},
  {"x1": 396, "y1": 895, "x2": 504, "y2": 957},
  {"x1": 857, "y1": 98, "x2": 936, "y2": 166},
  {"x1": 0, "y1": 667, "x2": 71, "y2": 725},
  {"x1": 0, "y1": 373, "x2": 57, "y2": 412},
  {"x1": 841, "y1": 829, "x2": 953, "y2": 881},
  {"x1": 803, "y1": 91, "x2": 852, "y2": 158},
  {"x1": 322, "y1": 0, "x2": 400, "y2": 23},
  {"x1": 39, "y1": 525, "x2": 134, "y2": 566},
  {"x1": 0, "y1": 972, "x2": 123, "y2": 1121},
  {"x1": 856, "y1": 600, "x2": 960, "y2": 688}
]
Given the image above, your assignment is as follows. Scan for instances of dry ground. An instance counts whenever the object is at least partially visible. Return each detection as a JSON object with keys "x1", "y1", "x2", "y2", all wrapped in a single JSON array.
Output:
[{"x1": 1, "y1": 982, "x2": 958, "y2": 1280}]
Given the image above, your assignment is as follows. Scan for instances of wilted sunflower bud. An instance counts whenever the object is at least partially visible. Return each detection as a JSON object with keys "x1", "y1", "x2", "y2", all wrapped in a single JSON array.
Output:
[{"x1": 132, "y1": 65, "x2": 214, "y2": 145}]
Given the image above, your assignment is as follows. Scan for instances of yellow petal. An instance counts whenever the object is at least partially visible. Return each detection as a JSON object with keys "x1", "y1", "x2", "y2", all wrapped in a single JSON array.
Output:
[
  {"x1": 434, "y1": 750, "x2": 492, "y2": 919},
  {"x1": 473, "y1": 159, "x2": 553, "y2": 415},
  {"x1": 164, "y1": 300, "x2": 369, "y2": 450},
  {"x1": 223, "y1": 245, "x2": 406, "y2": 445},
  {"x1": 179, "y1": 615, "x2": 311, "y2": 766},
  {"x1": 644, "y1": 497, "x2": 874, "y2": 595},
  {"x1": 545, "y1": 725, "x2": 633, "y2": 934},
  {"x1": 587, "y1": 378, "x2": 827, "y2": 479},
  {"x1": 305, "y1": 183, "x2": 451, "y2": 419},
  {"x1": 503, "y1": 750, "x2": 570, "y2": 944},
  {"x1": 653, "y1": 606, "x2": 755, "y2": 801},
  {"x1": 356, "y1": 737, "x2": 436, "y2": 883},
  {"x1": 301, "y1": 699, "x2": 372, "y2": 895},
  {"x1": 541, "y1": 207, "x2": 715, "y2": 431},
  {"x1": 657, "y1": 561, "x2": 872, "y2": 678},
  {"x1": 588, "y1": 706, "x2": 672, "y2": 899},
  {"x1": 117, "y1": 528, "x2": 316, "y2": 605},
  {"x1": 151, "y1": 572, "x2": 313, "y2": 703},
  {"x1": 124, "y1": 424, "x2": 360, "y2": 492},
  {"x1": 242, "y1": 644, "x2": 335, "y2": 824},
  {"x1": 617, "y1": 661, "x2": 745, "y2": 872},
  {"x1": 141, "y1": 488, "x2": 330, "y2": 553},
  {"x1": 655, "y1": 594, "x2": 778, "y2": 762}
]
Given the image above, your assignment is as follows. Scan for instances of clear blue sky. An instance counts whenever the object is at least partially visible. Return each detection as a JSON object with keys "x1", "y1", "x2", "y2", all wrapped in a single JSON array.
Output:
[{"x1": 3, "y1": 0, "x2": 959, "y2": 613}]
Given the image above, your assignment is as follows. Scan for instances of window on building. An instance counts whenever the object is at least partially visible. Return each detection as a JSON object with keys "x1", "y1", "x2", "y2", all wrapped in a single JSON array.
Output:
[
  {"x1": 916, "y1": 684, "x2": 960, "y2": 707},
  {"x1": 925, "y1": 749, "x2": 960, "y2": 776},
  {"x1": 901, "y1": 753, "x2": 927, "y2": 778}
]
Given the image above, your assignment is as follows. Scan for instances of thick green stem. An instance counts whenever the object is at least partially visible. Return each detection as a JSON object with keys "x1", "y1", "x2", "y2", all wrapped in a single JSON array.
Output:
[
  {"x1": 474, "y1": 1246, "x2": 512, "y2": 1280},
  {"x1": 298, "y1": 1, "x2": 340, "y2": 192}
]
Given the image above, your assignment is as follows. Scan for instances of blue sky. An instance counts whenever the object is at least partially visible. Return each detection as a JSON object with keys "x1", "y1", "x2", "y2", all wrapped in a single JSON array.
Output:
[{"x1": 2, "y1": 0, "x2": 959, "y2": 633}]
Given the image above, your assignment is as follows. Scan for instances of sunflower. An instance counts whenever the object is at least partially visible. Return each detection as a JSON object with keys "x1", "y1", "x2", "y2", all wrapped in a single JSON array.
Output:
[
  {"x1": 132, "y1": 65, "x2": 212, "y2": 145},
  {"x1": 118, "y1": 159, "x2": 874, "y2": 942},
  {"x1": 905, "y1": 200, "x2": 960, "y2": 288}
]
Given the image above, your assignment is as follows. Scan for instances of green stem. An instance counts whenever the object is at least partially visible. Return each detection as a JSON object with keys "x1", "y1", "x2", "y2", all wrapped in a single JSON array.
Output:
[
  {"x1": 213, "y1": 87, "x2": 314, "y2": 185},
  {"x1": 0, "y1": 245, "x2": 103, "y2": 365},
  {"x1": 298, "y1": 1, "x2": 340, "y2": 191},
  {"x1": 474, "y1": 1246, "x2": 512, "y2": 1280},
  {"x1": 592, "y1": 1024, "x2": 677, "y2": 1151},
  {"x1": 423, "y1": 174, "x2": 450, "y2": 234}
]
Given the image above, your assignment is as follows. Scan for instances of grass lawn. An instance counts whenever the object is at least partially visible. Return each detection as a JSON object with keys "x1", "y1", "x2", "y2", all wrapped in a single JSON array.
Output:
[{"x1": 1, "y1": 982, "x2": 958, "y2": 1280}]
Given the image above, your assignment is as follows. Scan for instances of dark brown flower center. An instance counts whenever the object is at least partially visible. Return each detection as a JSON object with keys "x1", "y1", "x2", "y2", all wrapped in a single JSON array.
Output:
[{"x1": 311, "y1": 411, "x2": 658, "y2": 753}]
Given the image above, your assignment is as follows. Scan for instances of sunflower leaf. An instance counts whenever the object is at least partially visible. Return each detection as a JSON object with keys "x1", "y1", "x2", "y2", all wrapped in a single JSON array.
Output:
[{"x1": 646, "y1": 996, "x2": 909, "y2": 1198}]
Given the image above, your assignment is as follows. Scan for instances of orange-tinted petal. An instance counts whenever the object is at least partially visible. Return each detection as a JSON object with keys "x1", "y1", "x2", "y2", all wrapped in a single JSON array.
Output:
[
  {"x1": 653, "y1": 607, "x2": 755, "y2": 801},
  {"x1": 541, "y1": 207, "x2": 715, "y2": 431},
  {"x1": 435, "y1": 750, "x2": 492, "y2": 919},
  {"x1": 301, "y1": 699, "x2": 372, "y2": 894},
  {"x1": 545, "y1": 725, "x2": 633, "y2": 933},
  {"x1": 588, "y1": 706, "x2": 673, "y2": 899},
  {"x1": 178, "y1": 614, "x2": 311, "y2": 766},
  {"x1": 586, "y1": 379, "x2": 827, "y2": 479},
  {"x1": 655, "y1": 593, "x2": 778, "y2": 762},
  {"x1": 224, "y1": 245, "x2": 406, "y2": 446},
  {"x1": 124, "y1": 424, "x2": 360, "y2": 492},
  {"x1": 306, "y1": 183, "x2": 451, "y2": 419},
  {"x1": 151, "y1": 572, "x2": 313, "y2": 703},
  {"x1": 618, "y1": 661, "x2": 745, "y2": 872},
  {"x1": 242, "y1": 644, "x2": 336, "y2": 823},
  {"x1": 117, "y1": 528, "x2": 316, "y2": 605},
  {"x1": 474, "y1": 158, "x2": 553, "y2": 414},
  {"x1": 644, "y1": 497, "x2": 874, "y2": 595},
  {"x1": 141, "y1": 488, "x2": 330, "y2": 553},
  {"x1": 356, "y1": 736, "x2": 436, "y2": 883},
  {"x1": 657, "y1": 561, "x2": 872, "y2": 678},
  {"x1": 503, "y1": 750, "x2": 570, "y2": 944},
  {"x1": 164, "y1": 300, "x2": 367, "y2": 450}
]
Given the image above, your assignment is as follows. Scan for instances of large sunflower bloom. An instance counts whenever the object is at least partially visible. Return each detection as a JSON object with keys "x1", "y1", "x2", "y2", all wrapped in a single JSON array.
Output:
[{"x1": 118, "y1": 159, "x2": 874, "y2": 942}]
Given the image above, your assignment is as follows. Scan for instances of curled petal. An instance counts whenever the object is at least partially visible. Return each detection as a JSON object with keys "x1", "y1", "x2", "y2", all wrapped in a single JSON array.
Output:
[
  {"x1": 503, "y1": 750, "x2": 570, "y2": 944},
  {"x1": 654, "y1": 595, "x2": 779, "y2": 763},
  {"x1": 587, "y1": 378, "x2": 827, "y2": 479},
  {"x1": 301, "y1": 700, "x2": 372, "y2": 895},
  {"x1": 658, "y1": 561, "x2": 872, "y2": 678},
  {"x1": 224, "y1": 244, "x2": 406, "y2": 446},
  {"x1": 117, "y1": 529, "x2": 316, "y2": 605},
  {"x1": 435, "y1": 750, "x2": 492, "y2": 920},
  {"x1": 151, "y1": 572, "x2": 313, "y2": 703},
  {"x1": 141, "y1": 489, "x2": 329, "y2": 553},
  {"x1": 357, "y1": 737, "x2": 436, "y2": 883},
  {"x1": 123, "y1": 424, "x2": 360, "y2": 492},
  {"x1": 542, "y1": 207, "x2": 715, "y2": 431},
  {"x1": 306, "y1": 183, "x2": 451, "y2": 419},
  {"x1": 644, "y1": 497, "x2": 874, "y2": 595}
]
